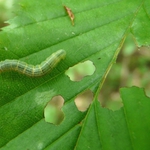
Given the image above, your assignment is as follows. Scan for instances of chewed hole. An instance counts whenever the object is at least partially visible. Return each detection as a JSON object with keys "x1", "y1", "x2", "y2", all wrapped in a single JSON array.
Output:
[
  {"x1": 44, "y1": 95, "x2": 64, "y2": 125},
  {"x1": 65, "y1": 60, "x2": 95, "y2": 81},
  {"x1": 75, "y1": 90, "x2": 93, "y2": 112}
]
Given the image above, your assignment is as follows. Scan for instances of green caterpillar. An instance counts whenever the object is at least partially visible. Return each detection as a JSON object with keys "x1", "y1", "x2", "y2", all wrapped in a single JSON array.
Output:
[{"x1": 0, "y1": 49, "x2": 66, "y2": 77}]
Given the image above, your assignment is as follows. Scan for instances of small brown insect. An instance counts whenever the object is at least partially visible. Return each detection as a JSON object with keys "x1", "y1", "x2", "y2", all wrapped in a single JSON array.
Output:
[{"x1": 64, "y1": 5, "x2": 75, "y2": 26}]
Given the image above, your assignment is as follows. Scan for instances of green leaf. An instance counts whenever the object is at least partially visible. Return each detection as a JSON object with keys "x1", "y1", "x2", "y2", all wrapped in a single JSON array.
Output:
[
  {"x1": 120, "y1": 86, "x2": 150, "y2": 150},
  {"x1": 131, "y1": 0, "x2": 150, "y2": 46},
  {"x1": 0, "y1": 0, "x2": 150, "y2": 149}
]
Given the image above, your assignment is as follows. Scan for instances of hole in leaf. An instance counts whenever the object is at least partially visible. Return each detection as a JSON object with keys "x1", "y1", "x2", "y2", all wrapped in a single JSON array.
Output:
[
  {"x1": 75, "y1": 90, "x2": 93, "y2": 112},
  {"x1": 44, "y1": 95, "x2": 64, "y2": 125},
  {"x1": 65, "y1": 60, "x2": 95, "y2": 81}
]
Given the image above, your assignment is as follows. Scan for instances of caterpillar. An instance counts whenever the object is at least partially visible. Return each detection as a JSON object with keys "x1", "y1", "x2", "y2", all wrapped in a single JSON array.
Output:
[{"x1": 0, "y1": 49, "x2": 66, "y2": 77}]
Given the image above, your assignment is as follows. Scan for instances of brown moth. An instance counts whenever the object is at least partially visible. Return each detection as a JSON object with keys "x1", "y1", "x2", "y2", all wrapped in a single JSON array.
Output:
[{"x1": 64, "y1": 5, "x2": 75, "y2": 26}]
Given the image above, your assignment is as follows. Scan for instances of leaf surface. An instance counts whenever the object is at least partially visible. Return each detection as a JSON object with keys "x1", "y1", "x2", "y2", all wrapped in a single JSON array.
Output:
[{"x1": 0, "y1": 0, "x2": 150, "y2": 149}]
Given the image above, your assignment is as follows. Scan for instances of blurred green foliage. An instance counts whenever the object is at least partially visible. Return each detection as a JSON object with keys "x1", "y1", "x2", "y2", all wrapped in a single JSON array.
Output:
[{"x1": 0, "y1": 0, "x2": 16, "y2": 29}]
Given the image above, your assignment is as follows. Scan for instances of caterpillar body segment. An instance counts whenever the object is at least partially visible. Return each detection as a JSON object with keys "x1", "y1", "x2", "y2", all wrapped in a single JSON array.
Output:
[{"x1": 0, "y1": 49, "x2": 66, "y2": 77}]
